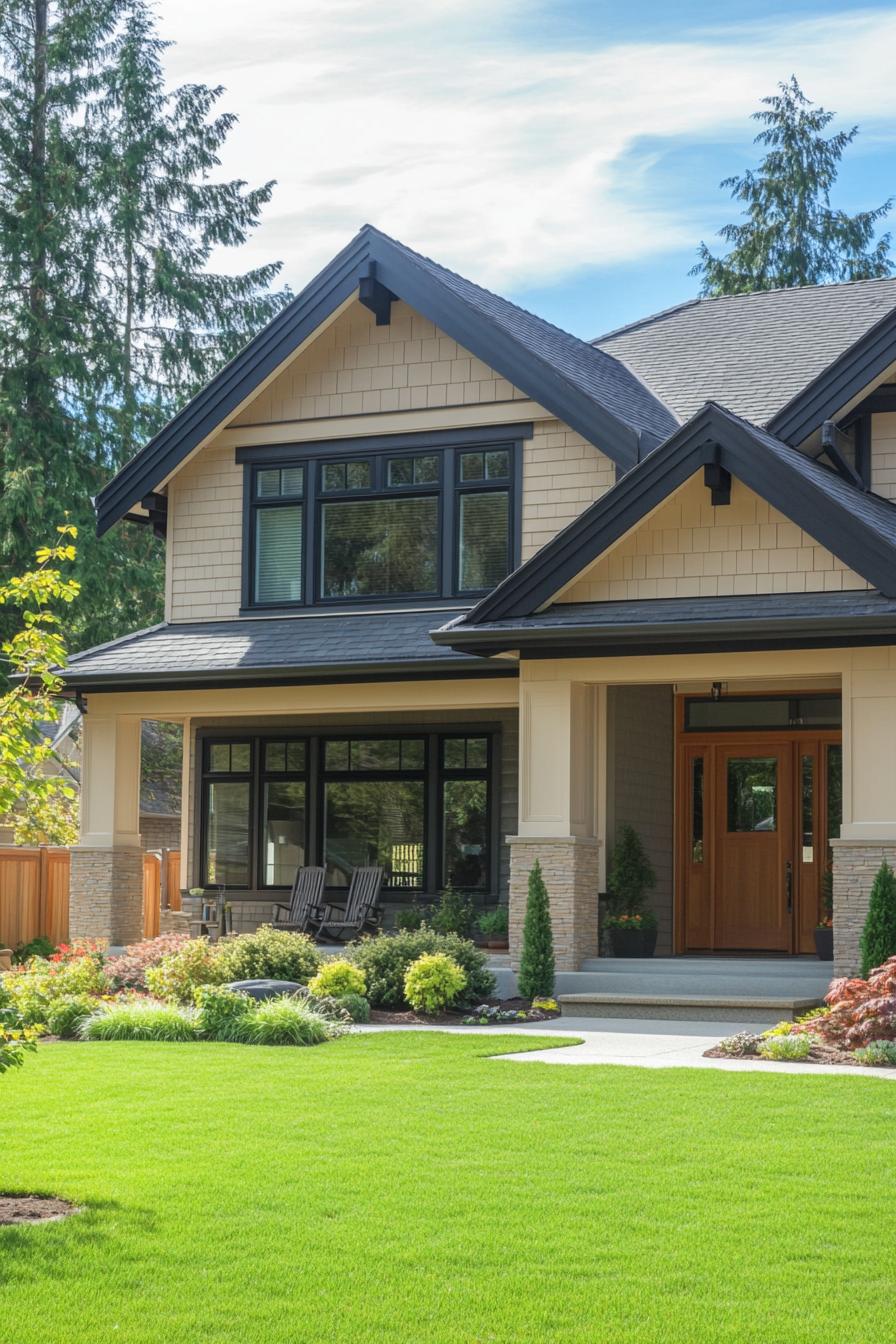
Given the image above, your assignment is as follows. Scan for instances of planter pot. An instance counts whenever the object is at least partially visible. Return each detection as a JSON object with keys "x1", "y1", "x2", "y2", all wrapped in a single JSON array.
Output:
[
  {"x1": 608, "y1": 926, "x2": 657, "y2": 958},
  {"x1": 814, "y1": 926, "x2": 834, "y2": 961}
]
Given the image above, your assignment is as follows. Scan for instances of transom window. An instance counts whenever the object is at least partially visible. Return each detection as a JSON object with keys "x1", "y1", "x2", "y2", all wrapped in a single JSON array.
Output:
[
  {"x1": 200, "y1": 731, "x2": 497, "y2": 895},
  {"x1": 242, "y1": 431, "x2": 523, "y2": 609}
]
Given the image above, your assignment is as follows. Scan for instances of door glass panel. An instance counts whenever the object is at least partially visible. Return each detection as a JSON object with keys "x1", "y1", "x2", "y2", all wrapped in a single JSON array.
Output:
[
  {"x1": 691, "y1": 757, "x2": 704, "y2": 862},
  {"x1": 826, "y1": 745, "x2": 843, "y2": 842},
  {"x1": 801, "y1": 755, "x2": 814, "y2": 862},
  {"x1": 727, "y1": 757, "x2": 777, "y2": 832}
]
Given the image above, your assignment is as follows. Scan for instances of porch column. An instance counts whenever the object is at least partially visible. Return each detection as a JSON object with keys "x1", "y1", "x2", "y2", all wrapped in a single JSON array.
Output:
[
  {"x1": 508, "y1": 678, "x2": 601, "y2": 972},
  {"x1": 70, "y1": 713, "x2": 144, "y2": 945},
  {"x1": 832, "y1": 665, "x2": 896, "y2": 975}
]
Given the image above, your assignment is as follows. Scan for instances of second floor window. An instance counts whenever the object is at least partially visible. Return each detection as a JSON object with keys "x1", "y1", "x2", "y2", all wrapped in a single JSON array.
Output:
[{"x1": 245, "y1": 436, "x2": 519, "y2": 609}]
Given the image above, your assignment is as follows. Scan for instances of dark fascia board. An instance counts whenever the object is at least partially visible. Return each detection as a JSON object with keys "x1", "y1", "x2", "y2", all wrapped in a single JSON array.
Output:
[
  {"x1": 462, "y1": 401, "x2": 896, "y2": 624},
  {"x1": 768, "y1": 305, "x2": 896, "y2": 445},
  {"x1": 96, "y1": 226, "x2": 646, "y2": 534},
  {"x1": 368, "y1": 233, "x2": 641, "y2": 471},
  {"x1": 432, "y1": 609, "x2": 896, "y2": 658},
  {"x1": 61, "y1": 659, "x2": 519, "y2": 694}
]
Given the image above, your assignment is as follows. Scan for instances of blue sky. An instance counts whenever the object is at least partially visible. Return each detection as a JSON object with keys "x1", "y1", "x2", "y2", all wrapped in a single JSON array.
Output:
[{"x1": 159, "y1": 1, "x2": 896, "y2": 339}]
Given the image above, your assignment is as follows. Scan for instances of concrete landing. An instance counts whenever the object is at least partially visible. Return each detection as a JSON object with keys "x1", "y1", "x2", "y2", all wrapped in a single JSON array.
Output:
[{"x1": 489, "y1": 955, "x2": 832, "y2": 1024}]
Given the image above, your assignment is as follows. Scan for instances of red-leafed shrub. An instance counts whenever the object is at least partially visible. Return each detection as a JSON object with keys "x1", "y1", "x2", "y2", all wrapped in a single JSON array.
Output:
[
  {"x1": 106, "y1": 934, "x2": 190, "y2": 991},
  {"x1": 802, "y1": 956, "x2": 896, "y2": 1048}
]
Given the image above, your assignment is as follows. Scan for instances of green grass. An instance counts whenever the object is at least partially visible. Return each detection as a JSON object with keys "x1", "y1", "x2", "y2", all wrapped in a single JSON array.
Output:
[{"x1": 1, "y1": 1034, "x2": 895, "y2": 1343}]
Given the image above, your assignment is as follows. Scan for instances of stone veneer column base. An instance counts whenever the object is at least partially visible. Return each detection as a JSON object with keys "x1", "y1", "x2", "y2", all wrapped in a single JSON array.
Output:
[
  {"x1": 830, "y1": 839, "x2": 896, "y2": 977},
  {"x1": 70, "y1": 847, "x2": 145, "y2": 945},
  {"x1": 508, "y1": 835, "x2": 601, "y2": 972}
]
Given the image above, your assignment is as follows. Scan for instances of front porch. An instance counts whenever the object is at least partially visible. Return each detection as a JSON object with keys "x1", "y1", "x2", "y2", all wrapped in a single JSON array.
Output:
[{"x1": 67, "y1": 646, "x2": 896, "y2": 982}]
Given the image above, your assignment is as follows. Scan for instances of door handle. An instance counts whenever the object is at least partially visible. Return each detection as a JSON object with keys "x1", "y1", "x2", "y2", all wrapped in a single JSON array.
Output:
[{"x1": 785, "y1": 860, "x2": 793, "y2": 916}]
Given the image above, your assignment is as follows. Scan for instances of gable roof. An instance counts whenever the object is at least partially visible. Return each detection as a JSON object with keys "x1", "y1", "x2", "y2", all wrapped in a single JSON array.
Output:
[
  {"x1": 460, "y1": 401, "x2": 896, "y2": 624},
  {"x1": 95, "y1": 226, "x2": 677, "y2": 535},
  {"x1": 595, "y1": 277, "x2": 896, "y2": 432}
]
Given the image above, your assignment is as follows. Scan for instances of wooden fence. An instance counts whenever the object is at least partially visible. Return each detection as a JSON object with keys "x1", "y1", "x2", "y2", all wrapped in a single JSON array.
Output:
[{"x1": 0, "y1": 846, "x2": 180, "y2": 949}]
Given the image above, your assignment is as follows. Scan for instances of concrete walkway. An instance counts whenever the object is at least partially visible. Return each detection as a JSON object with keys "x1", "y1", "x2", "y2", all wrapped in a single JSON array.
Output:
[{"x1": 358, "y1": 1016, "x2": 896, "y2": 1078}]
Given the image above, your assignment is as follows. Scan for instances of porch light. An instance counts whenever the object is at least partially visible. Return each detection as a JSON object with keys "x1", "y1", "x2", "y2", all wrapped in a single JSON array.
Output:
[{"x1": 711, "y1": 682, "x2": 723, "y2": 701}]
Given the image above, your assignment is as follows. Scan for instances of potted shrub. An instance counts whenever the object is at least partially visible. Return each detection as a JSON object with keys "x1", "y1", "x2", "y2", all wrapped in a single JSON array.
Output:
[
  {"x1": 476, "y1": 906, "x2": 509, "y2": 950},
  {"x1": 605, "y1": 910, "x2": 658, "y2": 958},
  {"x1": 814, "y1": 869, "x2": 833, "y2": 961},
  {"x1": 606, "y1": 824, "x2": 657, "y2": 957}
]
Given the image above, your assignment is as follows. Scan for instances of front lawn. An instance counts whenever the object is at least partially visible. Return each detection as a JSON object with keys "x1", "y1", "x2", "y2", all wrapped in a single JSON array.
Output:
[{"x1": 1, "y1": 1035, "x2": 894, "y2": 1343}]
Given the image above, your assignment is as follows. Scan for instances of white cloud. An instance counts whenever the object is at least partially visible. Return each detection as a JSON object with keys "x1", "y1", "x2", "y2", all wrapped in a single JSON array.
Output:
[{"x1": 155, "y1": 2, "x2": 896, "y2": 291}]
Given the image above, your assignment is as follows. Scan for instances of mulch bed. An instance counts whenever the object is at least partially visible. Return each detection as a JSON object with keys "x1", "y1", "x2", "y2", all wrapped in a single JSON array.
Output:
[
  {"x1": 703, "y1": 1043, "x2": 886, "y2": 1067},
  {"x1": 370, "y1": 997, "x2": 560, "y2": 1026},
  {"x1": 0, "y1": 1195, "x2": 80, "y2": 1226}
]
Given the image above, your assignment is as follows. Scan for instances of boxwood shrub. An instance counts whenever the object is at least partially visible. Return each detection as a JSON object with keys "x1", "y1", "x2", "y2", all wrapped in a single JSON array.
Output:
[{"x1": 350, "y1": 928, "x2": 495, "y2": 1009}]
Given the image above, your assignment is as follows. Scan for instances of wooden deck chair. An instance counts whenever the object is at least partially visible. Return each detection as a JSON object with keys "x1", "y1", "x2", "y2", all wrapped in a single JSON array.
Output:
[
  {"x1": 272, "y1": 866, "x2": 326, "y2": 933},
  {"x1": 308, "y1": 867, "x2": 384, "y2": 943}
]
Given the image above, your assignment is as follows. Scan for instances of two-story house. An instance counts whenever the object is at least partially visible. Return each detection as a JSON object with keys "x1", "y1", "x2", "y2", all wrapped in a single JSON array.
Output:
[{"x1": 60, "y1": 226, "x2": 896, "y2": 976}]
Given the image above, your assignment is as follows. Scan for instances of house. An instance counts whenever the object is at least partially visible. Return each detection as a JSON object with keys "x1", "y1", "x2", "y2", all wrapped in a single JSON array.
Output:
[{"x1": 59, "y1": 225, "x2": 896, "y2": 976}]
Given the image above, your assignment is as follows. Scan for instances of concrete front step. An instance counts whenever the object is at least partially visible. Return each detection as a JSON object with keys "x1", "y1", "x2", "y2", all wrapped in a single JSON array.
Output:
[{"x1": 556, "y1": 993, "x2": 824, "y2": 1023}]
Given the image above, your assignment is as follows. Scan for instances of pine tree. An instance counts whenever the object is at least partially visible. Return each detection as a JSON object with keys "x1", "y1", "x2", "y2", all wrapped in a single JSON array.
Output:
[
  {"x1": 859, "y1": 860, "x2": 896, "y2": 977},
  {"x1": 692, "y1": 77, "x2": 893, "y2": 296},
  {"x1": 607, "y1": 824, "x2": 655, "y2": 916},
  {"x1": 0, "y1": 1, "x2": 118, "y2": 624},
  {"x1": 518, "y1": 859, "x2": 555, "y2": 1000},
  {"x1": 0, "y1": 2, "x2": 288, "y2": 653}
]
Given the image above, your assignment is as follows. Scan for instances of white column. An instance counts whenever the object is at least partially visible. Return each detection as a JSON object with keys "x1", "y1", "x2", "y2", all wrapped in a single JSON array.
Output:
[
  {"x1": 79, "y1": 713, "x2": 142, "y2": 848},
  {"x1": 518, "y1": 679, "x2": 598, "y2": 838}
]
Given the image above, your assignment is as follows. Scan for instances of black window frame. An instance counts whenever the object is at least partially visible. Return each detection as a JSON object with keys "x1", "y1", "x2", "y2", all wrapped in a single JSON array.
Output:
[
  {"x1": 683, "y1": 693, "x2": 842, "y2": 733},
  {"x1": 237, "y1": 425, "x2": 529, "y2": 613},
  {"x1": 196, "y1": 726, "x2": 501, "y2": 899}
]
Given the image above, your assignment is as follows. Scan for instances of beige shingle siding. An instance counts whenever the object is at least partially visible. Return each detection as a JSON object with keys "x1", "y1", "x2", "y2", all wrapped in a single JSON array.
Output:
[
  {"x1": 231, "y1": 300, "x2": 530, "y2": 425},
  {"x1": 560, "y1": 474, "x2": 870, "y2": 603},
  {"x1": 522, "y1": 421, "x2": 615, "y2": 561},
  {"x1": 166, "y1": 298, "x2": 616, "y2": 623},
  {"x1": 872, "y1": 411, "x2": 896, "y2": 502}
]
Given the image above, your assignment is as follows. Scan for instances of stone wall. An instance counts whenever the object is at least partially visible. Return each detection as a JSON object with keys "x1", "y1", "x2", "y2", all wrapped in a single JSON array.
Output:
[
  {"x1": 70, "y1": 847, "x2": 144, "y2": 946},
  {"x1": 508, "y1": 836, "x2": 600, "y2": 972},
  {"x1": 830, "y1": 839, "x2": 896, "y2": 976},
  {"x1": 607, "y1": 685, "x2": 675, "y2": 954}
]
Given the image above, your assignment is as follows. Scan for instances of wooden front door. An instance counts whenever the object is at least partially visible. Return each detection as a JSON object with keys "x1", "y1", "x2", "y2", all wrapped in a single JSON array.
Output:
[
  {"x1": 714, "y1": 744, "x2": 792, "y2": 951},
  {"x1": 677, "y1": 709, "x2": 841, "y2": 954}
]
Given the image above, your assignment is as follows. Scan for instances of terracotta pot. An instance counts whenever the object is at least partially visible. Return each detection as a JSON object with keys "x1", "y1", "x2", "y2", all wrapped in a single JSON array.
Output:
[{"x1": 814, "y1": 926, "x2": 834, "y2": 961}]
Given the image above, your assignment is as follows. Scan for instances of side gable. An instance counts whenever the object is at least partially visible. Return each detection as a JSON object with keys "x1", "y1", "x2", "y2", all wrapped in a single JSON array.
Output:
[
  {"x1": 463, "y1": 402, "x2": 896, "y2": 623},
  {"x1": 96, "y1": 226, "x2": 675, "y2": 534},
  {"x1": 560, "y1": 473, "x2": 868, "y2": 603}
]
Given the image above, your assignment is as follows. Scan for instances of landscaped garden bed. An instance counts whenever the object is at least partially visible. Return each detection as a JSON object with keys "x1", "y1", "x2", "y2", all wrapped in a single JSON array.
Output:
[{"x1": 707, "y1": 954, "x2": 896, "y2": 1068}]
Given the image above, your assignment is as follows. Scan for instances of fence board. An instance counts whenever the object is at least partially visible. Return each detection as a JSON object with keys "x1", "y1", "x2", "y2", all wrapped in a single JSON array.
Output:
[
  {"x1": 143, "y1": 853, "x2": 161, "y2": 940},
  {"x1": 0, "y1": 847, "x2": 70, "y2": 948}
]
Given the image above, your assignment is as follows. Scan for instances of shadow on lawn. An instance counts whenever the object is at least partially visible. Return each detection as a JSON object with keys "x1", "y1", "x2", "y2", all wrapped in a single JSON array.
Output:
[{"x1": 0, "y1": 1196, "x2": 154, "y2": 1288}]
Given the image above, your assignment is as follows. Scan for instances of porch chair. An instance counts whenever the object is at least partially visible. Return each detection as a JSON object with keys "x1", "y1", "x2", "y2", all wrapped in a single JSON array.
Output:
[
  {"x1": 272, "y1": 866, "x2": 326, "y2": 933},
  {"x1": 308, "y1": 867, "x2": 384, "y2": 943}
]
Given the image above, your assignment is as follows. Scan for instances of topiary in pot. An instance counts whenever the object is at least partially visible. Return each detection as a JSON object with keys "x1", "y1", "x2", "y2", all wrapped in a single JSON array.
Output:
[
  {"x1": 860, "y1": 860, "x2": 896, "y2": 977},
  {"x1": 607, "y1": 824, "x2": 657, "y2": 957},
  {"x1": 517, "y1": 860, "x2": 555, "y2": 1001}
]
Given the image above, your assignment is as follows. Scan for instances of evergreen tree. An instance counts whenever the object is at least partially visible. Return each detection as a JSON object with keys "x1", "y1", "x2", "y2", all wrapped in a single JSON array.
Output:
[
  {"x1": 607, "y1": 823, "x2": 655, "y2": 916},
  {"x1": 692, "y1": 77, "x2": 893, "y2": 296},
  {"x1": 0, "y1": 2, "x2": 288, "y2": 653},
  {"x1": 859, "y1": 860, "x2": 896, "y2": 977},
  {"x1": 518, "y1": 859, "x2": 555, "y2": 1000},
  {"x1": 0, "y1": 1, "x2": 118, "y2": 623}
]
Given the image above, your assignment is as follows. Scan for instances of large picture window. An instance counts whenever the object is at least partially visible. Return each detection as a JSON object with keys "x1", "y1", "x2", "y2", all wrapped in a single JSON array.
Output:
[
  {"x1": 241, "y1": 429, "x2": 524, "y2": 609},
  {"x1": 199, "y1": 730, "x2": 498, "y2": 897}
]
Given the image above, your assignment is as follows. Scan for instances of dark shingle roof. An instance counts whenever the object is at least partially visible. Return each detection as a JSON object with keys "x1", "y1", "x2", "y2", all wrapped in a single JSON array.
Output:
[
  {"x1": 62, "y1": 610, "x2": 509, "y2": 689},
  {"x1": 379, "y1": 231, "x2": 677, "y2": 444},
  {"x1": 595, "y1": 278, "x2": 896, "y2": 426},
  {"x1": 434, "y1": 590, "x2": 896, "y2": 655}
]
